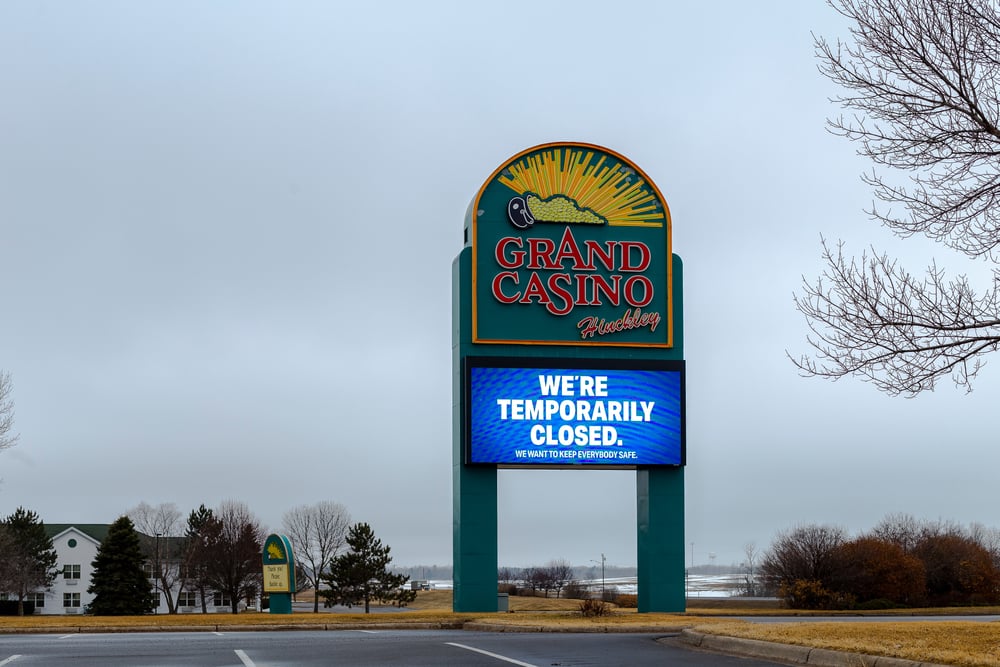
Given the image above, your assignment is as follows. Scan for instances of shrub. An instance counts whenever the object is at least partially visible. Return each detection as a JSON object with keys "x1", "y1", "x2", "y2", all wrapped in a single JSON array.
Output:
[
  {"x1": 780, "y1": 579, "x2": 854, "y2": 610},
  {"x1": 831, "y1": 537, "x2": 925, "y2": 607},
  {"x1": 578, "y1": 598, "x2": 611, "y2": 617},
  {"x1": 0, "y1": 600, "x2": 34, "y2": 616},
  {"x1": 561, "y1": 581, "x2": 588, "y2": 600},
  {"x1": 614, "y1": 593, "x2": 637, "y2": 608}
]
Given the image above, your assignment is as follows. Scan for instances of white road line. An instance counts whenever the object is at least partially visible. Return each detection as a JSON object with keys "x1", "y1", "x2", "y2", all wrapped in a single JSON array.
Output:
[
  {"x1": 213, "y1": 631, "x2": 224, "y2": 636},
  {"x1": 0, "y1": 656, "x2": 21, "y2": 666},
  {"x1": 234, "y1": 649, "x2": 255, "y2": 667},
  {"x1": 446, "y1": 642, "x2": 539, "y2": 667},
  {"x1": 59, "y1": 634, "x2": 76, "y2": 639},
  {"x1": 356, "y1": 630, "x2": 377, "y2": 634}
]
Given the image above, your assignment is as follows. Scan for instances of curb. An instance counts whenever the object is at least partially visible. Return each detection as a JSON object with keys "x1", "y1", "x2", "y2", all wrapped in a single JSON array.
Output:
[
  {"x1": 463, "y1": 622, "x2": 689, "y2": 633},
  {"x1": 0, "y1": 622, "x2": 466, "y2": 634},
  {"x1": 676, "y1": 629, "x2": 947, "y2": 667}
]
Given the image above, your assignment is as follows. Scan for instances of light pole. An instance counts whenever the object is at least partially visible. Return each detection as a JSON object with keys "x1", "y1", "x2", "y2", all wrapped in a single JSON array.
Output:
[
  {"x1": 590, "y1": 553, "x2": 606, "y2": 599},
  {"x1": 154, "y1": 533, "x2": 162, "y2": 614}
]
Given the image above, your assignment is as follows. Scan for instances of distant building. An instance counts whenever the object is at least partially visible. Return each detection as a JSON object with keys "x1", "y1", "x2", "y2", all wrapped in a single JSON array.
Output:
[{"x1": 1, "y1": 523, "x2": 249, "y2": 615}]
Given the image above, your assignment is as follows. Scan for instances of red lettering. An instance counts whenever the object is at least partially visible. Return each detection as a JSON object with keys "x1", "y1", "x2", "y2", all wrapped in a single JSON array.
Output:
[
  {"x1": 491, "y1": 272, "x2": 520, "y2": 303},
  {"x1": 591, "y1": 275, "x2": 622, "y2": 306},
  {"x1": 519, "y1": 272, "x2": 551, "y2": 305},
  {"x1": 546, "y1": 273, "x2": 574, "y2": 315},
  {"x1": 584, "y1": 240, "x2": 616, "y2": 271},
  {"x1": 553, "y1": 227, "x2": 587, "y2": 269},
  {"x1": 527, "y1": 238, "x2": 558, "y2": 270},
  {"x1": 495, "y1": 237, "x2": 525, "y2": 269},
  {"x1": 620, "y1": 242, "x2": 651, "y2": 272},
  {"x1": 575, "y1": 273, "x2": 597, "y2": 305},
  {"x1": 623, "y1": 275, "x2": 653, "y2": 307}
]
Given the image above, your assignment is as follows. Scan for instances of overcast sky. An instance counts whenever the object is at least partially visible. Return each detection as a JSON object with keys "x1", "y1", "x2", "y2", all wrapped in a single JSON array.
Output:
[{"x1": 3, "y1": 1, "x2": 998, "y2": 571}]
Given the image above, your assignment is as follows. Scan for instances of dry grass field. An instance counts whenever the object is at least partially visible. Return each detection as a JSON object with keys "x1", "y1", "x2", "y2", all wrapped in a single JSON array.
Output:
[
  {"x1": 695, "y1": 620, "x2": 1000, "y2": 667},
  {"x1": 4, "y1": 592, "x2": 1000, "y2": 666}
]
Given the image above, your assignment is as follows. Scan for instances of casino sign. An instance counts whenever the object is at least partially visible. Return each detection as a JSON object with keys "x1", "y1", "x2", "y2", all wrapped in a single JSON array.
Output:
[{"x1": 470, "y1": 143, "x2": 673, "y2": 348}]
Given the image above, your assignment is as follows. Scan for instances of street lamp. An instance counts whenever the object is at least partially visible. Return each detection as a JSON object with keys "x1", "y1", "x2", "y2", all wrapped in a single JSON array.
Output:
[
  {"x1": 590, "y1": 553, "x2": 606, "y2": 599},
  {"x1": 154, "y1": 533, "x2": 162, "y2": 615}
]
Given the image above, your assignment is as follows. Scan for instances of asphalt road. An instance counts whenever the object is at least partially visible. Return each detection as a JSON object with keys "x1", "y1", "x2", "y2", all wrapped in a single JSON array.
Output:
[{"x1": 0, "y1": 630, "x2": 790, "y2": 666}]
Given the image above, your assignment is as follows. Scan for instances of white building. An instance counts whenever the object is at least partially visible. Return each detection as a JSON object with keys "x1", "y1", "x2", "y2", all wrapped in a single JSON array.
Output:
[{"x1": 19, "y1": 523, "x2": 247, "y2": 615}]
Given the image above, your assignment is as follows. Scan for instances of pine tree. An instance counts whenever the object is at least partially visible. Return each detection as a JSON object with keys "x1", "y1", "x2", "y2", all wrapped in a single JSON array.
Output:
[
  {"x1": 0, "y1": 507, "x2": 57, "y2": 616},
  {"x1": 320, "y1": 522, "x2": 416, "y2": 613},
  {"x1": 185, "y1": 504, "x2": 214, "y2": 613},
  {"x1": 88, "y1": 516, "x2": 153, "y2": 615}
]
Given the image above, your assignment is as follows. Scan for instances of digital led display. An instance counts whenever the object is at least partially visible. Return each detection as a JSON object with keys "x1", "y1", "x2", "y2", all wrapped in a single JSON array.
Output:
[{"x1": 464, "y1": 357, "x2": 684, "y2": 467}]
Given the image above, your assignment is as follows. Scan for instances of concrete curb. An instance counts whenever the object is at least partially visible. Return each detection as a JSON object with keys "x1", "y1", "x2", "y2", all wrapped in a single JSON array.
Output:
[
  {"x1": 463, "y1": 622, "x2": 689, "y2": 633},
  {"x1": 676, "y1": 629, "x2": 947, "y2": 667},
  {"x1": 0, "y1": 622, "x2": 466, "y2": 634}
]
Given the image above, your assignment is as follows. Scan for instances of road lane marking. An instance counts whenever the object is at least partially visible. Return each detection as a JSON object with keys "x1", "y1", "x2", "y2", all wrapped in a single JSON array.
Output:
[
  {"x1": 234, "y1": 649, "x2": 255, "y2": 667},
  {"x1": 446, "y1": 642, "x2": 539, "y2": 667},
  {"x1": 59, "y1": 634, "x2": 76, "y2": 639},
  {"x1": 0, "y1": 656, "x2": 21, "y2": 666},
  {"x1": 357, "y1": 630, "x2": 377, "y2": 634}
]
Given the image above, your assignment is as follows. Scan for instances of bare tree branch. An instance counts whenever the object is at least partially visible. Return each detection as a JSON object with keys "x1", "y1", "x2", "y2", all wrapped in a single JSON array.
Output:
[
  {"x1": 797, "y1": 0, "x2": 1000, "y2": 394},
  {"x1": 282, "y1": 501, "x2": 350, "y2": 613},
  {"x1": 793, "y1": 238, "x2": 1000, "y2": 395},
  {"x1": 0, "y1": 371, "x2": 19, "y2": 453},
  {"x1": 817, "y1": 0, "x2": 1000, "y2": 256}
]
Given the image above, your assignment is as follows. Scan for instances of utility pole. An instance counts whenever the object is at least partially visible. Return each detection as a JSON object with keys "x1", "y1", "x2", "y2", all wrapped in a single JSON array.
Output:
[{"x1": 155, "y1": 533, "x2": 162, "y2": 614}]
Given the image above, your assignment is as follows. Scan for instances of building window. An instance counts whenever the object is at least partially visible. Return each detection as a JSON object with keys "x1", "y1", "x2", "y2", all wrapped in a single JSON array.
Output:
[
  {"x1": 27, "y1": 593, "x2": 45, "y2": 608},
  {"x1": 63, "y1": 593, "x2": 80, "y2": 608},
  {"x1": 149, "y1": 592, "x2": 160, "y2": 608},
  {"x1": 63, "y1": 564, "x2": 81, "y2": 580},
  {"x1": 213, "y1": 592, "x2": 231, "y2": 607},
  {"x1": 177, "y1": 591, "x2": 197, "y2": 607},
  {"x1": 142, "y1": 562, "x2": 154, "y2": 578}
]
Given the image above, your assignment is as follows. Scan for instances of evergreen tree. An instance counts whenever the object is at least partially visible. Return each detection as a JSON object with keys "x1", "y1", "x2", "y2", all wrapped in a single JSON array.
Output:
[
  {"x1": 319, "y1": 522, "x2": 416, "y2": 613},
  {"x1": 185, "y1": 504, "x2": 214, "y2": 613},
  {"x1": 88, "y1": 516, "x2": 153, "y2": 615},
  {"x1": 0, "y1": 507, "x2": 57, "y2": 616}
]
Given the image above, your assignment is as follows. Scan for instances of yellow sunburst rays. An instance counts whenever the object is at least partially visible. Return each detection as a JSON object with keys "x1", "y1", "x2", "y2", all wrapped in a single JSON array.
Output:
[{"x1": 498, "y1": 148, "x2": 666, "y2": 227}]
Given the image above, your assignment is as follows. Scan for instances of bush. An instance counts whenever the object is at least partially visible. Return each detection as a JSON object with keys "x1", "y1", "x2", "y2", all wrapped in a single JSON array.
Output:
[
  {"x1": 561, "y1": 581, "x2": 588, "y2": 600},
  {"x1": 0, "y1": 600, "x2": 35, "y2": 616},
  {"x1": 780, "y1": 579, "x2": 854, "y2": 610},
  {"x1": 613, "y1": 593, "x2": 637, "y2": 608},
  {"x1": 497, "y1": 583, "x2": 519, "y2": 595},
  {"x1": 578, "y1": 598, "x2": 611, "y2": 617}
]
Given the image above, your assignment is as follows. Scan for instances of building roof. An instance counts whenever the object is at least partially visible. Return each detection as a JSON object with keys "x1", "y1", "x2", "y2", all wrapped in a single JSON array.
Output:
[{"x1": 44, "y1": 524, "x2": 111, "y2": 543}]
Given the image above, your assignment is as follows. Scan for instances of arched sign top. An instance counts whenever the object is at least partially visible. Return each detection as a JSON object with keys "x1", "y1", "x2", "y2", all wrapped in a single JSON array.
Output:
[{"x1": 470, "y1": 142, "x2": 673, "y2": 348}]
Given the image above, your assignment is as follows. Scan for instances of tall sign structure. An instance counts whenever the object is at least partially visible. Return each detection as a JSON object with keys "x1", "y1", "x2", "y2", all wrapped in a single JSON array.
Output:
[{"x1": 453, "y1": 143, "x2": 686, "y2": 612}]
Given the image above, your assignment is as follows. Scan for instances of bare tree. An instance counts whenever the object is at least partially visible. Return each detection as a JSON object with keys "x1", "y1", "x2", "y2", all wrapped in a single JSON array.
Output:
[
  {"x1": 794, "y1": 0, "x2": 1000, "y2": 395},
  {"x1": 281, "y1": 501, "x2": 350, "y2": 612},
  {"x1": 546, "y1": 560, "x2": 575, "y2": 599},
  {"x1": 127, "y1": 501, "x2": 184, "y2": 613},
  {"x1": 0, "y1": 371, "x2": 19, "y2": 453},
  {"x1": 760, "y1": 524, "x2": 847, "y2": 591},
  {"x1": 201, "y1": 500, "x2": 266, "y2": 614},
  {"x1": 741, "y1": 541, "x2": 760, "y2": 597},
  {"x1": 868, "y1": 512, "x2": 922, "y2": 553}
]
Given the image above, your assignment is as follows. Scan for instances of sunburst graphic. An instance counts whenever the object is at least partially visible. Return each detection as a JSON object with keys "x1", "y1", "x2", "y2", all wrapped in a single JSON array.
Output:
[{"x1": 497, "y1": 147, "x2": 666, "y2": 227}]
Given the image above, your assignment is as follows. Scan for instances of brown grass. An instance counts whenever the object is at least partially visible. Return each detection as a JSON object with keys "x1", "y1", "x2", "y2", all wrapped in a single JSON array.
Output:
[
  {"x1": 6, "y1": 591, "x2": 1000, "y2": 666},
  {"x1": 695, "y1": 620, "x2": 1000, "y2": 667}
]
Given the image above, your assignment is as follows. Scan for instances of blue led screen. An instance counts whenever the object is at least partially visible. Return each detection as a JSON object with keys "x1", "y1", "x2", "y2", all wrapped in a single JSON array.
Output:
[{"x1": 465, "y1": 358, "x2": 684, "y2": 467}]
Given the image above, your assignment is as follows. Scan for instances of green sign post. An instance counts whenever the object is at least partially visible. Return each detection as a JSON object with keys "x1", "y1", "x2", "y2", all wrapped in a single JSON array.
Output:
[
  {"x1": 453, "y1": 143, "x2": 686, "y2": 612},
  {"x1": 262, "y1": 533, "x2": 295, "y2": 614}
]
